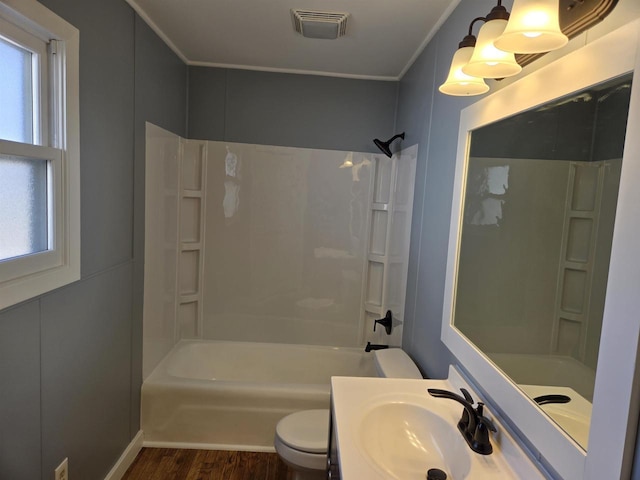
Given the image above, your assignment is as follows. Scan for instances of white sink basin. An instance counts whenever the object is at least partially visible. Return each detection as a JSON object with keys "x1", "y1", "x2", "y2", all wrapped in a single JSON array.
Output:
[
  {"x1": 358, "y1": 402, "x2": 471, "y2": 479},
  {"x1": 331, "y1": 371, "x2": 547, "y2": 480}
]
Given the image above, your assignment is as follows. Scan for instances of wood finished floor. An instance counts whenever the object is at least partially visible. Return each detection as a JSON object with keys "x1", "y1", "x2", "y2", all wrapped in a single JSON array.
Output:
[{"x1": 122, "y1": 448, "x2": 290, "y2": 480}]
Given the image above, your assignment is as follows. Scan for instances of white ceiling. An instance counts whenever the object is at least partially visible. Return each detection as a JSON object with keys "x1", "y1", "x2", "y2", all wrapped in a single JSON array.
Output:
[{"x1": 126, "y1": 0, "x2": 460, "y2": 81}]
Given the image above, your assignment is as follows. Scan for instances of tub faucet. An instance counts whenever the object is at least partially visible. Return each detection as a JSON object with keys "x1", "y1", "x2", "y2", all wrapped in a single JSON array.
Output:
[
  {"x1": 428, "y1": 388, "x2": 496, "y2": 455},
  {"x1": 365, "y1": 342, "x2": 389, "y2": 352}
]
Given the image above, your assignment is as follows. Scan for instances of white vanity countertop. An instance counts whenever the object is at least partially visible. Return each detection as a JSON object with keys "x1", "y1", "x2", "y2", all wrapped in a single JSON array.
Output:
[{"x1": 331, "y1": 370, "x2": 548, "y2": 480}]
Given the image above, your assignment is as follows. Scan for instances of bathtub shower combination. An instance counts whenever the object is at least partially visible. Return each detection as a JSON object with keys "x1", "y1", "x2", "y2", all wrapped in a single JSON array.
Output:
[
  {"x1": 142, "y1": 124, "x2": 605, "y2": 452},
  {"x1": 142, "y1": 340, "x2": 375, "y2": 450},
  {"x1": 143, "y1": 124, "x2": 417, "y2": 449}
]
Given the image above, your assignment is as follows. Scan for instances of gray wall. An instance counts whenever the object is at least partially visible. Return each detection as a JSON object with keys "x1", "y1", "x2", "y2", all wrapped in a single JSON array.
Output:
[
  {"x1": 0, "y1": 1, "x2": 187, "y2": 479},
  {"x1": 188, "y1": 67, "x2": 398, "y2": 153},
  {"x1": 394, "y1": 1, "x2": 526, "y2": 380}
]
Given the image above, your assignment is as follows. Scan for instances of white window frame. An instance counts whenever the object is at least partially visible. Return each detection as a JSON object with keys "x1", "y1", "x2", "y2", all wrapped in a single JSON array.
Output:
[{"x1": 0, "y1": 0, "x2": 80, "y2": 310}]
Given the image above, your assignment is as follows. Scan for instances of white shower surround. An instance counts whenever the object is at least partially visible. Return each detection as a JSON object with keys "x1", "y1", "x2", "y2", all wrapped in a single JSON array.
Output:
[
  {"x1": 201, "y1": 141, "x2": 374, "y2": 348},
  {"x1": 144, "y1": 123, "x2": 418, "y2": 378}
]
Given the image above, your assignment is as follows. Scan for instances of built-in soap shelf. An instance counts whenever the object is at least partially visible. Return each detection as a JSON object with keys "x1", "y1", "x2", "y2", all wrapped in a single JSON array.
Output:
[
  {"x1": 176, "y1": 140, "x2": 207, "y2": 339},
  {"x1": 182, "y1": 189, "x2": 202, "y2": 198},
  {"x1": 362, "y1": 149, "x2": 417, "y2": 347}
]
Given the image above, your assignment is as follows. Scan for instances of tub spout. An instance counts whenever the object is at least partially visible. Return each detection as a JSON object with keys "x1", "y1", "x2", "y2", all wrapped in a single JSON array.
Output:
[{"x1": 365, "y1": 342, "x2": 389, "y2": 352}]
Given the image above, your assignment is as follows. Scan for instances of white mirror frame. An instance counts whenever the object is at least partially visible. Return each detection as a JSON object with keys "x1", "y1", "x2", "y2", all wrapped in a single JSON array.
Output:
[{"x1": 442, "y1": 19, "x2": 640, "y2": 480}]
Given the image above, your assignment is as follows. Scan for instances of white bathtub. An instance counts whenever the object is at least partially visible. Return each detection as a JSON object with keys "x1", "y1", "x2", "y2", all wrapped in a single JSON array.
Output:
[{"x1": 141, "y1": 340, "x2": 376, "y2": 451}]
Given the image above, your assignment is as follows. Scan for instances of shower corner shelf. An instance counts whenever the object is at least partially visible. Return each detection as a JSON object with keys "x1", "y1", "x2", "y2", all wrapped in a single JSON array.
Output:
[
  {"x1": 372, "y1": 203, "x2": 389, "y2": 211},
  {"x1": 181, "y1": 242, "x2": 202, "y2": 251},
  {"x1": 180, "y1": 293, "x2": 199, "y2": 304},
  {"x1": 360, "y1": 147, "x2": 417, "y2": 348},
  {"x1": 176, "y1": 138, "x2": 208, "y2": 340}
]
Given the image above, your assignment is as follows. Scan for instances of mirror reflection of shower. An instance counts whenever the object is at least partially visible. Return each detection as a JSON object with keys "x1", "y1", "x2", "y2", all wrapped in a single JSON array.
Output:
[
  {"x1": 339, "y1": 152, "x2": 353, "y2": 169},
  {"x1": 224, "y1": 146, "x2": 240, "y2": 219},
  {"x1": 453, "y1": 73, "x2": 632, "y2": 450}
]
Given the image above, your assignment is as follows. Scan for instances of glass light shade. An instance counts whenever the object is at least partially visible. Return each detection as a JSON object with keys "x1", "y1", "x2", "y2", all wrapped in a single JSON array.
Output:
[
  {"x1": 494, "y1": 0, "x2": 568, "y2": 53},
  {"x1": 439, "y1": 47, "x2": 490, "y2": 96},
  {"x1": 462, "y1": 19, "x2": 522, "y2": 78}
]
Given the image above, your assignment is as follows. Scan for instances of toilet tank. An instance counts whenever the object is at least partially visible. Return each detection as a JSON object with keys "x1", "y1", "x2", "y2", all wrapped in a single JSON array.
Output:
[{"x1": 373, "y1": 348, "x2": 422, "y2": 379}]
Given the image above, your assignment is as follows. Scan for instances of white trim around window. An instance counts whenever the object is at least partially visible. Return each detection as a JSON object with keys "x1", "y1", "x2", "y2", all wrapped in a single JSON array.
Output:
[{"x1": 0, "y1": 0, "x2": 80, "y2": 310}]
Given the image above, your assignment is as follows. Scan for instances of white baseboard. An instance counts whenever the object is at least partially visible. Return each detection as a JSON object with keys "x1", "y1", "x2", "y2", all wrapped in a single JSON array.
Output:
[
  {"x1": 143, "y1": 439, "x2": 275, "y2": 453},
  {"x1": 104, "y1": 430, "x2": 144, "y2": 480}
]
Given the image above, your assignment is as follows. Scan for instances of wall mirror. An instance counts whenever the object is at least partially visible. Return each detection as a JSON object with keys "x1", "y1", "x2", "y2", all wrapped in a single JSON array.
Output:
[
  {"x1": 456, "y1": 71, "x2": 632, "y2": 450},
  {"x1": 442, "y1": 19, "x2": 640, "y2": 480}
]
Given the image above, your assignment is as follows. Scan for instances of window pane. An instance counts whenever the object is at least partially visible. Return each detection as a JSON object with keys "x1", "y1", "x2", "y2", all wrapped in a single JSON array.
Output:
[
  {"x1": 0, "y1": 155, "x2": 48, "y2": 261},
  {"x1": 0, "y1": 36, "x2": 33, "y2": 144}
]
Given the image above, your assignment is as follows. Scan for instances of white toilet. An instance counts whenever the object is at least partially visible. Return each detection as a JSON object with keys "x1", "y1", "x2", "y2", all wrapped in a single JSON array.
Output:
[{"x1": 274, "y1": 348, "x2": 422, "y2": 480}]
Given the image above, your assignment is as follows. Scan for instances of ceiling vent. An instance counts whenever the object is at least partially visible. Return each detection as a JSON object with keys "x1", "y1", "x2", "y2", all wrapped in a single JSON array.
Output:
[{"x1": 291, "y1": 9, "x2": 349, "y2": 39}]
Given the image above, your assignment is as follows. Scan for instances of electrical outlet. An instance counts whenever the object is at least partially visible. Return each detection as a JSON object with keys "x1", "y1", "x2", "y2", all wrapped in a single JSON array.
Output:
[{"x1": 54, "y1": 458, "x2": 68, "y2": 480}]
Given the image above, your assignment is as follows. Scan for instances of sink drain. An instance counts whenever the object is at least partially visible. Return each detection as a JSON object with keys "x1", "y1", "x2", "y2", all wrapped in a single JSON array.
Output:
[{"x1": 426, "y1": 468, "x2": 447, "y2": 480}]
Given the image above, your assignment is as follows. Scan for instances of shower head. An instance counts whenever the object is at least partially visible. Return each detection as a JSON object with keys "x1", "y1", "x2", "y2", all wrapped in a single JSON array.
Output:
[{"x1": 373, "y1": 132, "x2": 405, "y2": 158}]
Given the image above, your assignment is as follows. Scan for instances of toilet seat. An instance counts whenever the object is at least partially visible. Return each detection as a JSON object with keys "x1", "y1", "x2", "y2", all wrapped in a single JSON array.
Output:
[{"x1": 275, "y1": 409, "x2": 329, "y2": 454}]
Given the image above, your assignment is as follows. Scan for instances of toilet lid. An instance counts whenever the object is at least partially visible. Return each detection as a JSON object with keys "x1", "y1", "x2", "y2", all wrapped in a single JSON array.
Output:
[{"x1": 276, "y1": 409, "x2": 330, "y2": 454}]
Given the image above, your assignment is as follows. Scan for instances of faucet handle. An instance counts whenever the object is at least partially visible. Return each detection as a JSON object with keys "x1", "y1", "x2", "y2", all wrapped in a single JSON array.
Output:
[
  {"x1": 460, "y1": 388, "x2": 474, "y2": 403},
  {"x1": 476, "y1": 403, "x2": 497, "y2": 432},
  {"x1": 427, "y1": 388, "x2": 468, "y2": 403},
  {"x1": 477, "y1": 415, "x2": 497, "y2": 433},
  {"x1": 373, "y1": 310, "x2": 393, "y2": 335}
]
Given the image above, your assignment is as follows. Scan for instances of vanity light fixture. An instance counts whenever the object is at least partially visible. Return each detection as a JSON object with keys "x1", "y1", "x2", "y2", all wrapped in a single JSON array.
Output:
[
  {"x1": 462, "y1": 1, "x2": 522, "y2": 79},
  {"x1": 439, "y1": 18, "x2": 491, "y2": 96},
  {"x1": 439, "y1": 0, "x2": 618, "y2": 97},
  {"x1": 495, "y1": 0, "x2": 568, "y2": 53}
]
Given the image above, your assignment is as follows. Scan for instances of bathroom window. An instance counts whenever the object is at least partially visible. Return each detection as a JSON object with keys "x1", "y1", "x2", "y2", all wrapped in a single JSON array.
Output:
[{"x1": 0, "y1": 0, "x2": 80, "y2": 309}]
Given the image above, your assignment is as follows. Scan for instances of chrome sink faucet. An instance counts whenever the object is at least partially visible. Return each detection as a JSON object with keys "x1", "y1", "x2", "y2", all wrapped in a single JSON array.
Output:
[{"x1": 428, "y1": 388, "x2": 497, "y2": 455}]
